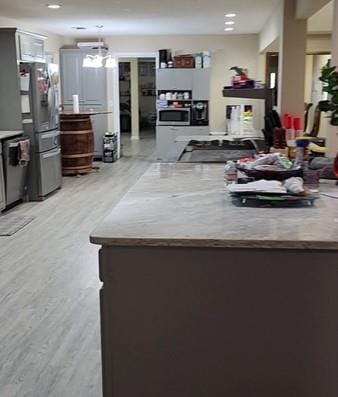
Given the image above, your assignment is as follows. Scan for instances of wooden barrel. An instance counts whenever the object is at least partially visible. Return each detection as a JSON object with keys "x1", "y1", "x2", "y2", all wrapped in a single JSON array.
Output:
[{"x1": 60, "y1": 113, "x2": 94, "y2": 176}]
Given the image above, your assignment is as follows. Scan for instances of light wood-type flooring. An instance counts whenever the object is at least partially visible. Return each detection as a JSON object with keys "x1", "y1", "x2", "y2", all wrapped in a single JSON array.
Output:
[{"x1": 0, "y1": 133, "x2": 156, "y2": 397}]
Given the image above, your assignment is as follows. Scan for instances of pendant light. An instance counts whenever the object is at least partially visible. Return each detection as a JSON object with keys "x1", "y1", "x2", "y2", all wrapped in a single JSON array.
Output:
[{"x1": 82, "y1": 25, "x2": 116, "y2": 68}]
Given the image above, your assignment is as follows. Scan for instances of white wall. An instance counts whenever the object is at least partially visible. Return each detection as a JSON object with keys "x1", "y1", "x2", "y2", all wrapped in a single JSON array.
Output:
[
  {"x1": 296, "y1": 0, "x2": 331, "y2": 19},
  {"x1": 103, "y1": 34, "x2": 264, "y2": 132},
  {"x1": 259, "y1": 2, "x2": 283, "y2": 53},
  {"x1": 307, "y1": 34, "x2": 332, "y2": 53}
]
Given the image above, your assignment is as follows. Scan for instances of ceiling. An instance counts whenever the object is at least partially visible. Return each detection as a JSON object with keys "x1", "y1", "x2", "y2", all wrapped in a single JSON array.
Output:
[
  {"x1": 0, "y1": 0, "x2": 281, "y2": 37},
  {"x1": 308, "y1": 1, "x2": 333, "y2": 33}
]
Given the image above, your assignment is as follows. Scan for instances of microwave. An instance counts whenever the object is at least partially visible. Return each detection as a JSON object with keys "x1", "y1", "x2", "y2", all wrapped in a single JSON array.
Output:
[{"x1": 157, "y1": 108, "x2": 191, "y2": 126}]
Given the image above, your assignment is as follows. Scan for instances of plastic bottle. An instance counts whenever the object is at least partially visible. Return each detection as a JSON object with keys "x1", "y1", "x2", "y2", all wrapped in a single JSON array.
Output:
[{"x1": 283, "y1": 114, "x2": 294, "y2": 143}]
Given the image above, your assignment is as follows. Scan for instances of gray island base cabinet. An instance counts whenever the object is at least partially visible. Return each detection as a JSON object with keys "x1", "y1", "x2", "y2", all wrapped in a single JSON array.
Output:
[
  {"x1": 99, "y1": 247, "x2": 338, "y2": 397},
  {"x1": 91, "y1": 164, "x2": 338, "y2": 397}
]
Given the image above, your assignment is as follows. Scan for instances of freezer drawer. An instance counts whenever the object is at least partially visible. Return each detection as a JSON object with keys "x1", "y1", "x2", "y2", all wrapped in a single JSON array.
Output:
[
  {"x1": 36, "y1": 129, "x2": 60, "y2": 153},
  {"x1": 38, "y1": 148, "x2": 62, "y2": 197}
]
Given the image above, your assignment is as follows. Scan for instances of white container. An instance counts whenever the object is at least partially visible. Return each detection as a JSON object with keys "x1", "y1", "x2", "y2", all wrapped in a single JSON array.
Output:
[
  {"x1": 20, "y1": 74, "x2": 30, "y2": 91},
  {"x1": 202, "y1": 51, "x2": 211, "y2": 68},
  {"x1": 72, "y1": 94, "x2": 80, "y2": 113},
  {"x1": 195, "y1": 54, "x2": 203, "y2": 69}
]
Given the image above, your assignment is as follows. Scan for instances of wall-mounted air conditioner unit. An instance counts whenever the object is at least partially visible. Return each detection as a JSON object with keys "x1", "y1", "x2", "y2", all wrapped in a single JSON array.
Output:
[{"x1": 77, "y1": 42, "x2": 107, "y2": 50}]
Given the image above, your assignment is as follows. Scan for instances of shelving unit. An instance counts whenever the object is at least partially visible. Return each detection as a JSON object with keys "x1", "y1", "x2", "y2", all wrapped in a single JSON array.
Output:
[
  {"x1": 222, "y1": 88, "x2": 275, "y2": 116},
  {"x1": 119, "y1": 62, "x2": 131, "y2": 133},
  {"x1": 138, "y1": 59, "x2": 156, "y2": 130}
]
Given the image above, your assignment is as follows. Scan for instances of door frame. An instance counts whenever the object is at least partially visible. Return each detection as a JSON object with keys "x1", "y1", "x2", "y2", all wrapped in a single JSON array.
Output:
[{"x1": 110, "y1": 52, "x2": 159, "y2": 158}]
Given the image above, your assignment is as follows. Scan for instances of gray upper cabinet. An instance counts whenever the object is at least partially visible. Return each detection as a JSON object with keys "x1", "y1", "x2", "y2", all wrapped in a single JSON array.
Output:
[
  {"x1": 193, "y1": 69, "x2": 210, "y2": 100},
  {"x1": 156, "y1": 68, "x2": 210, "y2": 99},
  {"x1": 17, "y1": 31, "x2": 45, "y2": 62},
  {"x1": 60, "y1": 49, "x2": 107, "y2": 106},
  {"x1": 60, "y1": 49, "x2": 109, "y2": 157},
  {"x1": 156, "y1": 69, "x2": 193, "y2": 91},
  {"x1": 81, "y1": 62, "x2": 107, "y2": 105},
  {"x1": 60, "y1": 51, "x2": 82, "y2": 104}
]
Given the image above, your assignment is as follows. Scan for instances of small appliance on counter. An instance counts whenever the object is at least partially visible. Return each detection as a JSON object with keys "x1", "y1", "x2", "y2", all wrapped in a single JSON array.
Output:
[
  {"x1": 159, "y1": 49, "x2": 171, "y2": 69},
  {"x1": 191, "y1": 101, "x2": 209, "y2": 126}
]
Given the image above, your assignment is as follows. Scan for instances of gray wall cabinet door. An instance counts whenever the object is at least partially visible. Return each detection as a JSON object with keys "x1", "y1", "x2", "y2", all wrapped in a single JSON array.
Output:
[
  {"x1": 82, "y1": 62, "x2": 107, "y2": 105},
  {"x1": 193, "y1": 69, "x2": 210, "y2": 100},
  {"x1": 60, "y1": 50, "x2": 107, "y2": 106},
  {"x1": 60, "y1": 51, "x2": 82, "y2": 105},
  {"x1": 156, "y1": 126, "x2": 176, "y2": 160},
  {"x1": 91, "y1": 113, "x2": 108, "y2": 157},
  {"x1": 156, "y1": 69, "x2": 193, "y2": 91}
]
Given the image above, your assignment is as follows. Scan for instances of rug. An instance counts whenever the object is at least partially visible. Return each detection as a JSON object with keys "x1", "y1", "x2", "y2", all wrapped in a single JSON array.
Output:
[{"x1": 0, "y1": 215, "x2": 34, "y2": 236}]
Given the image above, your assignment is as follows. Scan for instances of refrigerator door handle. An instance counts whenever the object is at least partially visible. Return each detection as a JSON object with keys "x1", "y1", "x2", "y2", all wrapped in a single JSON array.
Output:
[
  {"x1": 42, "y1": 148, "x2": 61, "y2": 159},
  {"x1": 41, "y1": 132, "x2": 56, "y2": 139}
]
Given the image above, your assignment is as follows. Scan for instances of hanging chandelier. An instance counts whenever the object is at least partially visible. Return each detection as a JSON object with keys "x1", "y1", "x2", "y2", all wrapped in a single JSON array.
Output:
[{"x1": 82, "y1": 25, "x2": 116, "y2": 68}]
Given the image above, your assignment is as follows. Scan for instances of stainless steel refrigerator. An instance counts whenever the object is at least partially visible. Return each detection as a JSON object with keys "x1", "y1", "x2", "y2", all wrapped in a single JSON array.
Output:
[{"x1": 20, "y1": 62, "x2": 62, "y2": 200}]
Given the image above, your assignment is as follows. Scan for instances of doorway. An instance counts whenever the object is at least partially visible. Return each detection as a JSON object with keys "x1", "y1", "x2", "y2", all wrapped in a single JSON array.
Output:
[
  {"x1": 138, "y1": 58, "x2": 156, "y2": 138},
  {"x1": 118, "y1": 58, "x2": 156, "y2": 139},
  {"x1": 114, "y1": 53, "x2": 158, "y2": 141},
  {"x1": 265, "y1": 52, "x2": 279, "y2": 106}
]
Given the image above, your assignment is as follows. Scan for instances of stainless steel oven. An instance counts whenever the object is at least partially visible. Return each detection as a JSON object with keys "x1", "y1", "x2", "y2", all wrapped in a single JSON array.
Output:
[{"x1": 157, "y1": 108, "x2": 191, "y2": 126}]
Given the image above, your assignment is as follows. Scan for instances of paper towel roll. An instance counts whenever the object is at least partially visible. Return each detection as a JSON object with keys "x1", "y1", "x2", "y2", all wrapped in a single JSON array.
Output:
[{"x1": 72, "y1": 94, "x2": 80, "y2": 113}]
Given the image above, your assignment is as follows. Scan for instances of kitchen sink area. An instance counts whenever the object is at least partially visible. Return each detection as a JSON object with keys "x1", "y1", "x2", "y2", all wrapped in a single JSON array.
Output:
[{"x1": 177, "y1": 136, "x2": 266, "y2": 163}]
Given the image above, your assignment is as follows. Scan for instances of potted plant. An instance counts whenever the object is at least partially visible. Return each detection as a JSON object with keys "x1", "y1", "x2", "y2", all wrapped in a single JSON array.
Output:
[
  {"x1": 319, "y1": 60, "x2": 338, "y2": 179},
  {"x1": 319, "y1": 60, "x2": 338, "y2": 126}
]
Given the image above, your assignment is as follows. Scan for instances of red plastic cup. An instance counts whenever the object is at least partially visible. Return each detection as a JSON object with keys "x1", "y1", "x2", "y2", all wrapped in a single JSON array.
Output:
[
  {"x1": 293, "y1": 117, "x2": 302, "y2": 131},
  {"x1": 282, "y1": 114, "x2": 291, "y2": 129}
]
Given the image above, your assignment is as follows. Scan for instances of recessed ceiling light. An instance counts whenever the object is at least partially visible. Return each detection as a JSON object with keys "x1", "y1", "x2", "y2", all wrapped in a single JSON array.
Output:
[
  {"x1": 47, "y1": 4, "x2": 61, "y2": 9},
  {"x1": 225, "y1": 13, "x2": 236, "y2": 18},
  {"x1": 72, "y1": 26, "x2": 87, "y2": 30},
  {"x1": 224, "y1": 27, "x2": 234, "y2": 31},
  {"x1": 225, "y1": 21, "x2": 235, "y2": 25}
]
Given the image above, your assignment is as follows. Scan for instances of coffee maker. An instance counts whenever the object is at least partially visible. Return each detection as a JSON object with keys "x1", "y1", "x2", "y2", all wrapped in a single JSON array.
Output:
[{"x1": 191, "y1": 101, "x2": 209, "y2": 126}]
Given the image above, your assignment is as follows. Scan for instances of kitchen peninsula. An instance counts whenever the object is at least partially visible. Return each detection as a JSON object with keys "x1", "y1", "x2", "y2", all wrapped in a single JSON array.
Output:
[{"x1": 91, "y1": 163, "x2": 338, "y2": 397}]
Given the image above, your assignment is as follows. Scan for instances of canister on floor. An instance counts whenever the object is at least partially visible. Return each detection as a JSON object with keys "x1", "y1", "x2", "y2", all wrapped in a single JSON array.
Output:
[{"x1": 103, "y1": 133, "x2": 118, "y2": 163}]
